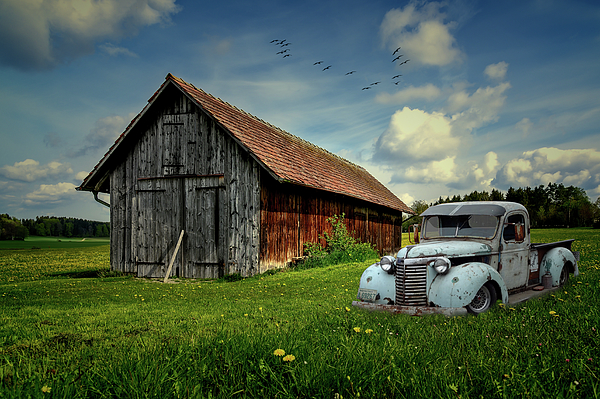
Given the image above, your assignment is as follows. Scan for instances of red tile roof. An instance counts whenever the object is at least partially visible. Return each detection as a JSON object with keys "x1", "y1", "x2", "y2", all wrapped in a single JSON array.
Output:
[{"x1": 79, "y1": 74, "x2": 414, "y2": 214}]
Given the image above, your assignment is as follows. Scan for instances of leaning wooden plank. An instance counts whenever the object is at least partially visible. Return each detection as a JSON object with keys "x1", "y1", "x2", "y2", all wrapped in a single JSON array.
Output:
[{"x1": 164, "y1": 230, "x2": 185, "y2": 283}]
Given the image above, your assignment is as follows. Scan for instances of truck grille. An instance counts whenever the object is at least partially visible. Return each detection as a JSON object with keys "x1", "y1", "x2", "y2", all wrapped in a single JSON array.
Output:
[{"x1": 395, "y1": 260, "x2": 427, "y2": 306}]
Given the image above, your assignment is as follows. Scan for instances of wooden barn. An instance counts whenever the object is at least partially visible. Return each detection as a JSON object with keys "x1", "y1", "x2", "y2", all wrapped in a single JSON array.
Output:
[{"x1": 77, "y1": 74, "x2": 414, "y2": 278}]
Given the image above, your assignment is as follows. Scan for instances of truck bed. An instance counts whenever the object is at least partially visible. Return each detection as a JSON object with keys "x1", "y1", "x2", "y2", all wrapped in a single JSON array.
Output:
[{"x1": 531, "y1": 239, "x2": 574, "y2": 250}]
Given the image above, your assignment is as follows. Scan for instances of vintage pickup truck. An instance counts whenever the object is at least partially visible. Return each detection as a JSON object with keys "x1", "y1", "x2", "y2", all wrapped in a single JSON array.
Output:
[{"x1": 353, "y1": 201, "x2": 579, "y2": 315}]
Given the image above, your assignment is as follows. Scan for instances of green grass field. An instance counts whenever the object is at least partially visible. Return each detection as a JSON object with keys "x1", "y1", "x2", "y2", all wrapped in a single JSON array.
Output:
[
  {"x1": 0, "y1": 236, "x2": 110, "y2": 250},
  {"x1": 0, "y1": 229, "x2": 599, "y2": 398}
]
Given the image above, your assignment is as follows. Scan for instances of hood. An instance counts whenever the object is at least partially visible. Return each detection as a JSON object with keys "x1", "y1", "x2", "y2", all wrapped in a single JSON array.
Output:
[{"x1": 406, "y1": 240, "x2": 492, "y2": 259}]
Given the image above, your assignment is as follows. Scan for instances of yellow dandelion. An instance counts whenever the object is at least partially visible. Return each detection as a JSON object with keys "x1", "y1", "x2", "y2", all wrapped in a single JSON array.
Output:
[
  {"x1": 549, "y1": 311, "x2": 556, "y2": 315},
  {"x1": 365, "y1": 329, "x2": 374, "y2": 334},
  {"x1": 273, "y1": 348, "x2": 285, "y2": 356},
  {"x1": 345, "y1": 307, "x2": 351, "y2": 312},
  {"x1": 283, "y1": 354, "x2": 296, "y2": 362},
  {"x1": 41, "y1": 386, "x2": 51, "y2": 393},
  {"x1": 353, "y1": 327, "x2": 361, "y2": 333}
]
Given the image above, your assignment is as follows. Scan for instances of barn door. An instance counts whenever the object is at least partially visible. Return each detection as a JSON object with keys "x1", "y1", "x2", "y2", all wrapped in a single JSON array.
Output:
[
  {"x1": 132, "y1": 178, "x2": 183, "y2": 277},
  {"x1": 132, "y1": 175, "x2": 226, "y2": 279},
  {"x1": 183, "y1": 175, "x2": 226, "y2": 278}
]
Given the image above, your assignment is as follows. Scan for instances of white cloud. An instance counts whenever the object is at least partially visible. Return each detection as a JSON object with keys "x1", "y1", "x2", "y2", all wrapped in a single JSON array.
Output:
[
  {"x1": 516, "y1": 118, "x2": 533, "y2": 137},
  {"x1": 0, "y1": 159, "x2": 73, "y2": 182},
  {"x1": 495, "y1": 158, "x2": 533, "y2": 187},
  {"x1": 562, "y1": 170, "x2": 591, "y2": 187},
  {"x1": 484, "y1": 62, "x2": 508, "y2": 80},
  {"x1": 375, "y1": 84, "x2": 442, "y2": 104},
  {"x1": 472, "y1": 151, "x2": 500, "y2": 184},
  {"x1": 71, "y1": 114, "x2": 133, "y2": 157},
  {"x1": 99, "y1": 43, "x2": 138, "y2": 58},
  {"x1": 380, "y1": 2, "x2": 462, "y2": 67},
  {"x1": 448, "y1": 82, "x2": 511, "y2": 134},
  {"x1": 373, "y1": 107, "x2": 457, "y2": 165},
  {"x1": 24, "y1": 182, "x2": 78, "y2": 205},
  {"x1": 370, "y1": 60, "x2": 513, "y2": 197},
  {"x1": 483, "y1": 152, "x2": 500, "y2": 175},
  {"x1": 446, "y1": 82, "x2": 510, "y2": 114},
  {"x1": 400, "y1": 156, "x2": 460, "y2": 184},
  {"x1": 385, "y1": 150, "x2": 504, "y2": 195},
  {"x1": 399, "y1": 192, "x2": 415, "y2": 208},
  {"x1": 75, "y1": 171, "x2": 89, "y2": 182},
  {"x1": 493, "y1": 147, "x2": 600, "y2": 191},
  {"x1": 389, "y1": 153, "x2": 501, "y2": 191},
  {"x1": 0, "y1": 0, "x2": 179, "y2": 71},
  {"x1": 202, "y1": 35, "x2": 233, "y2": 56}
]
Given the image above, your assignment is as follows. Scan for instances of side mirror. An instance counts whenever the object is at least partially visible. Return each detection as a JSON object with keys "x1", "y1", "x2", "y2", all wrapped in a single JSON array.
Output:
[
  {"x1": 514, "y1": 223, "x2": 525, "y2": 242},
  {"x1": 409, "y1": 224, "x2": 420, "y2": 244}
]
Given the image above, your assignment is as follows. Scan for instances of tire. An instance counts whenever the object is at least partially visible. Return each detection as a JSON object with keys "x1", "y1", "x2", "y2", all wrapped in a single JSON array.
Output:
[
  {"x1": 467, "y1": 283, "x2": 497, "y2": 315},
  {"x1": 558, "y1": 265, "x2": 569, "y2": 287}
]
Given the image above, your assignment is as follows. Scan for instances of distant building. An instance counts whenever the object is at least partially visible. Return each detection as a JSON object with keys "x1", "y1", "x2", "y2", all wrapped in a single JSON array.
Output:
[{"x1": 77, "y1": 74, "x2": 414, "y2": 278}]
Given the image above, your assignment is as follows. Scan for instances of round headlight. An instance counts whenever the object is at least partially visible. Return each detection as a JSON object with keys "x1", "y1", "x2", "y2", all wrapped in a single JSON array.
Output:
[
  {"x1": 379, "y1": 255, "x2": 396, "y2": 274},
  {"x1": 431, "y1": 257, "x2": 450, "y2": 274}
]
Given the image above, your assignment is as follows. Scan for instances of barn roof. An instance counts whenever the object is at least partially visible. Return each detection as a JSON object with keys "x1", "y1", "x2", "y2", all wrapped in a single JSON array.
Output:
[{"x1": 78, "y1": 74, "x2": 414, "y2": 214}]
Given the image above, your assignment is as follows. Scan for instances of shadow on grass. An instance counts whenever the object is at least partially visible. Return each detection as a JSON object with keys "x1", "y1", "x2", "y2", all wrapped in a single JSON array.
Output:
[{"x1": 49, "y1": 269, "x2": 124, "y2": 279}]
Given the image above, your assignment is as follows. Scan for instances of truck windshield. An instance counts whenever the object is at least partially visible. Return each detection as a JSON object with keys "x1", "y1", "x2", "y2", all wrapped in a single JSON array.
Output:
[{"x1": 422, "y1": 215, "x2": 498, "y2": 239}]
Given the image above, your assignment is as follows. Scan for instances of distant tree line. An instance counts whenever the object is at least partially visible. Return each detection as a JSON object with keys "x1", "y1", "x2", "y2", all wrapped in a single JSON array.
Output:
[
  {"x1": 0, "y1": 214, "x2": 30, "y2": 240},
  {"x1": 0, "y1": 214, "x2": 110, "y2": 240},
  {"x1": 405, "y1": 183, "x2": 600, "y2": 230}
]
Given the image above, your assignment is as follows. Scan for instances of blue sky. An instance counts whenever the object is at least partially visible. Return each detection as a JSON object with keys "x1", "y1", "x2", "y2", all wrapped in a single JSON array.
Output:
[{"x1": 1, "y1": 0, "x2": 599, "y2": 222}]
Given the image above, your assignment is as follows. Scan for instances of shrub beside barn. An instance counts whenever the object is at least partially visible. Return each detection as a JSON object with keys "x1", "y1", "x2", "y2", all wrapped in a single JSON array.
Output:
[{"x1": 77, "y1": 74, "x2": 414, "y2": 278}]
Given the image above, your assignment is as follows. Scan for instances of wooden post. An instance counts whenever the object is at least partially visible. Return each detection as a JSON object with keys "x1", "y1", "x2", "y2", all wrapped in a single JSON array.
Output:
[{"x1": 164, "y1": 230, "x2": 185, "y2": 283}]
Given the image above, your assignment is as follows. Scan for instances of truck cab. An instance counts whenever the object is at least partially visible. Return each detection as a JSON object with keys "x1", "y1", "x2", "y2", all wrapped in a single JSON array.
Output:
[{"x1": 353, "y1": 201, "x2": 579, "y2": 315}]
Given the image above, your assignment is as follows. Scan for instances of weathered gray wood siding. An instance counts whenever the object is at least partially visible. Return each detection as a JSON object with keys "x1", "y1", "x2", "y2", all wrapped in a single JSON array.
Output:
[
  {"x1": 109, "y1": 86, "x2": 260, "y2": 278},
  {"x1": 259, "y1": 173, "x2": 403, "y2": 270}
]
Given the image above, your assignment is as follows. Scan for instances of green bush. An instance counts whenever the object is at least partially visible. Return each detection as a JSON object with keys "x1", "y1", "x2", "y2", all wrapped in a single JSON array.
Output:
[{"x1": 298, "y1": 213, "x2": 378, "y2": 269}]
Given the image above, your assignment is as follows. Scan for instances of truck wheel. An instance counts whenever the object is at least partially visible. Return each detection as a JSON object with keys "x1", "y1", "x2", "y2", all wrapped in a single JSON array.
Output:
[
  {"x1": 558, "y1": 266, "x2": 569, "y2": 287},
  {"x1": 467, "y1": 283, "x2": 497, "y2": 315}
]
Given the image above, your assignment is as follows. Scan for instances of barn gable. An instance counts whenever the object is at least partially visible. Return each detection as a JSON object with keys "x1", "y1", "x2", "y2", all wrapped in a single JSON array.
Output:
[{"x1": 78, "y1": 74, "x2": 413, "y2": 278}]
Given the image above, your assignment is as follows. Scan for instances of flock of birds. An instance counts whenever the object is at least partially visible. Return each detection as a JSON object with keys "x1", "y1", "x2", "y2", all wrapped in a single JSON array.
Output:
[{"x1": 270, "y1": 39, "x2": 410, "y2": 91}]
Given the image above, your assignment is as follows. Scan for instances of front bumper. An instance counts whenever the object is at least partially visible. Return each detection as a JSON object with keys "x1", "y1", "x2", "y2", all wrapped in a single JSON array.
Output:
[{"x1": 352, "y1": 300, "x2": 468, "y2": 317}]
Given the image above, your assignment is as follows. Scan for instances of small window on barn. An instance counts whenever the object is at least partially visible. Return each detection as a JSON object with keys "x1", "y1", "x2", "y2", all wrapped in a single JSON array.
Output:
[{"x1": 162, "y1": 114, "x2": 186, "y2": 176}]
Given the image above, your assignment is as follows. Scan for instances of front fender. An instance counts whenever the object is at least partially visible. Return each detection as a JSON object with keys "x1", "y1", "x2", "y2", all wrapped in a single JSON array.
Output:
[
  {"x1": 541, "y1": 247, "x2": 579, "y2": 286},
  {"x1": 357, "y1": 263, "x2": 395, "y2": 305},
  {"x1": 429, "y1": 262, "x2": 508, "y2": 308}
]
